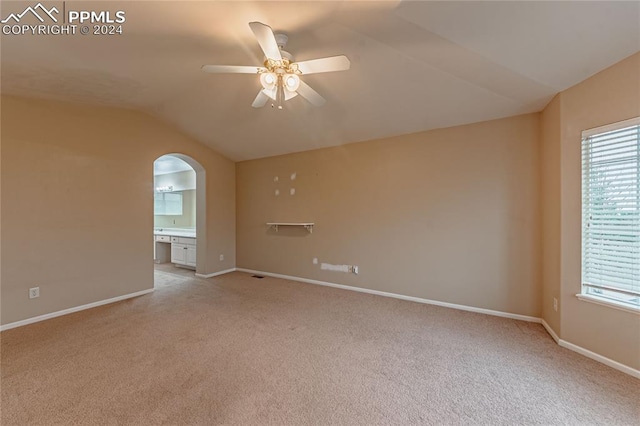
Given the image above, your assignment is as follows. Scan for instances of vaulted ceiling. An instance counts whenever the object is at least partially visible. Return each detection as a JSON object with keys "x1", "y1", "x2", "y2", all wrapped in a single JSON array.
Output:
[{"x1": 2, "y1": 1, "x2": 639, "y2": 160}]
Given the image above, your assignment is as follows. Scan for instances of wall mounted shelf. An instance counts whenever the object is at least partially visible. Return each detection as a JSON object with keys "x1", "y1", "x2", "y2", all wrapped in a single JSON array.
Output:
[{"x1": 267, "y1": 222, "x2": 314, "y2": 233}]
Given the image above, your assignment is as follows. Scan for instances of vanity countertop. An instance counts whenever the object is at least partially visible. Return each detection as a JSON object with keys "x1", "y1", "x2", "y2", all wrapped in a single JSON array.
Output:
[{"x1": 154, "y1": 228, "x2": 196, "y2": 238}]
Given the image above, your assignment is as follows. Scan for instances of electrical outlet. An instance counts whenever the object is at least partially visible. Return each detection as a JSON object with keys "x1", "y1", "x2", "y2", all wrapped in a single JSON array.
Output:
[
  {"x1": 553, "y1": 297, "x2": 558, "y2": 312},
  {"x1": 29, "y1": 287, "x2": 40, "y2": 299},
  {"x1": 219, "y1": 254, "x2": 224, "y2": 261},
  {"x1": 312, "y1": 257, "x2": 318, "y2": 265}
]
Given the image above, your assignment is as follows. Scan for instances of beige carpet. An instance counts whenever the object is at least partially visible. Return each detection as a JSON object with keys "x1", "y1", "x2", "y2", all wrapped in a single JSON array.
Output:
[{"x1": 1, "y1": 266, "x2": 638, "y2": 425}]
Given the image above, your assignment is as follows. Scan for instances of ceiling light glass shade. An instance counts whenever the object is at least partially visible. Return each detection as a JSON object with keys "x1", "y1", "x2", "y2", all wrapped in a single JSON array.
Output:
[
  {"x1": 260, "y1": 72, "x2": 277, "y2": 90},
  {"x1": 283, "y1": 74, "x2": 300, "y2": 92},
  {"x1": 261, "y1": 87, "x2": 277, "y2": 101}
]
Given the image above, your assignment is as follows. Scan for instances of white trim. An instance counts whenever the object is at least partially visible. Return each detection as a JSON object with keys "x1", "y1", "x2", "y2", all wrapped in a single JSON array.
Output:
[
  {"x1": 582, "y1": 116, "x2": 640, "y2": 138},
  {"x1": 576, "y1": 293, "x2": 640, "y2": 315},
  {"x1": 558, "y1": 339, "x2": 640, "y2": 379},
  {"x1": 236, "y1": 268, "x2": 541, "y2": 323},
  {"x1": 541, "y1": 319, "x2": 560, "y2": 343},
  {"x1": 0, "y1": 289, "x2": 154, "y2": 332},
  {"x1": 5, "y1": 269, "x2": 638, "y2": 379},
  {"x1": 195, "y1": 268, "x2": 237, "y2": 279},
  {"x1": 238, "y1": 268, "x2": 640, "y2": 378}
]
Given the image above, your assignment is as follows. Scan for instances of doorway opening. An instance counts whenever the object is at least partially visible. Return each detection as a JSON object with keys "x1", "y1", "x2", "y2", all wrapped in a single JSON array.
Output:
[{"x1": 153, "y1": 154, "x2": 206, "y2": 283}]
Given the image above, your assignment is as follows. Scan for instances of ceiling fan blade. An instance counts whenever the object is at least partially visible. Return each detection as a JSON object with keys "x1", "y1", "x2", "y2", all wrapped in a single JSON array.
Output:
[
  {"x1": 284, "y1": 90, "x2": 298, "y2": 101},
  {"x1": 262, "y1": 87, "x2": 277, "y2": 101},
  {"x1": 296, "y1": 80, "x2": 326, "y2": 107},
  {"x1": 201, "y1": 65, "x2": 263, "y2": 74},
  {"x1": 252, "y1": 90, "x2": 270, "y2": 108},
  {"x1": 249, "y1": 22, "x2": 282, "y2": 61},
  {"x1": 294, "y1": 55, "x2": 351, "y2": 75}
]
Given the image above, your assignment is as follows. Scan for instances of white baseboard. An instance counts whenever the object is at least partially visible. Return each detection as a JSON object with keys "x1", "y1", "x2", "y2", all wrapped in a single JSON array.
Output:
[
  {"x1": 558, "y1": 339, "x2": 640, "y2": 379},
  {"x1": 236, "y1": 268, "x2": 541, "y2": 323},
  {"x1": 541, "y1": 320, "x2": 639, "y2": 378},
  {"x1": 0, "y1": 288, "x2": 154, "y2": 332},
  {"x1": 4, "y1": 267, "x2": 638, "y2": 379},
  {"x1": 195, "y1": 268, "x2": 237, "y2": 279},
  {"x1": 237, "y1": 268, "x2": 640, "y2": 378},
  {"x1": 541, "y1": 319, "x2": 560, "y2": 343}
]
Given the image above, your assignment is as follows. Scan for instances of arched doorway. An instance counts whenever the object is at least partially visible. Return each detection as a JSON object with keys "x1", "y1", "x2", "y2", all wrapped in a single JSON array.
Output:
[{"x1": 152, "y1": 154, "x2": 206, "y2": 283}]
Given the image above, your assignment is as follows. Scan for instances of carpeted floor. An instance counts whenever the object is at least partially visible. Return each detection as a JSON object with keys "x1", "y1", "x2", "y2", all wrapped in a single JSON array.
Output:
[{"x1": 1, "y1": 265, "x2": 638, "y2": 425}]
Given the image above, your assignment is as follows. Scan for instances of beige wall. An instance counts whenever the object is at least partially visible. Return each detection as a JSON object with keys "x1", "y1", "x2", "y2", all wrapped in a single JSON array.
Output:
[
  {"x1": 540, "y1": 94, "x2": 562, "y2": 334},
  {"x1": 237, "y1": 114, "x2": 542, "y2": 317},
  {"x1": 1, "y1": 95, "x2": 236, "y2": 325},
  {"x1": 556, "y1": 53, "x2": 640, "y2": 369}
]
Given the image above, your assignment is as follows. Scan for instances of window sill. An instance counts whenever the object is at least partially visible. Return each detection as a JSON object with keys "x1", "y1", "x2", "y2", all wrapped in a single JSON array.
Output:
[{"x1": 575, "y1": 294, "x2": 640, "y2": 315}]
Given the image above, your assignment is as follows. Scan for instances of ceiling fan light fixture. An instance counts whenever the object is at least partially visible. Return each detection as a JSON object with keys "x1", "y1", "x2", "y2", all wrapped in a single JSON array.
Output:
[
  {"x1": 284, "y1": 74, "x2": 300, "y2": 92},
  {"x1": 260, "y1": 72, "x2": 277, "y2": 90},
  {"x1": 202, "y1": 22, "x2": 350, "y2": 109}
]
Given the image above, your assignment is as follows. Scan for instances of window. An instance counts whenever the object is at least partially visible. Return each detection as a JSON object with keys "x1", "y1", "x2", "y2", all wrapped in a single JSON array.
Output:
[
  {"x1": 154, "y1": 192, "x2": 183, "y2": 215},
  {"x1": 581, "y1": 117, "x2": 639, "y2": 311}
]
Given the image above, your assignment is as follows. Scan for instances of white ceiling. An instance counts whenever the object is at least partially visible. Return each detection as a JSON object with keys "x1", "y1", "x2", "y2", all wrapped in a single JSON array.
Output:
[
  {"x1": 154, "y1": 155, "x2": 193, "y2": 176},
  {"x1": 2, "y1": 1, "x2": 638, "y2": 161}
]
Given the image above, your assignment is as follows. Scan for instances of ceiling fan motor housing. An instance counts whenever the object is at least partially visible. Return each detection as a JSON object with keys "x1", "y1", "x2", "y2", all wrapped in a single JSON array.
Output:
[
  {"x1": 274, "y1": 33, "x2": 288, "y2": 49},
  {"x1": 261, "y1": 34, "x2": 296, "y2": 74},
  {"x1": 275, "y1": 34, "x2": 294, "y2": 65}
]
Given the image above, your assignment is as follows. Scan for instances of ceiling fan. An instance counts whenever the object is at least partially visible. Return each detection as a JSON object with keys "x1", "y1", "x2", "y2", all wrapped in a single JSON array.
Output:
[{"x1": 202, "y1": 22, "x2": 350, "y2": 110}]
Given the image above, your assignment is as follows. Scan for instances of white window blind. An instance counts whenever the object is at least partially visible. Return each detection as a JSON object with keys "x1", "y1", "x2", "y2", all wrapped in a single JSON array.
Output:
[{"x1": 582, "y1": 118, "x2": 640, "y2": 309}]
